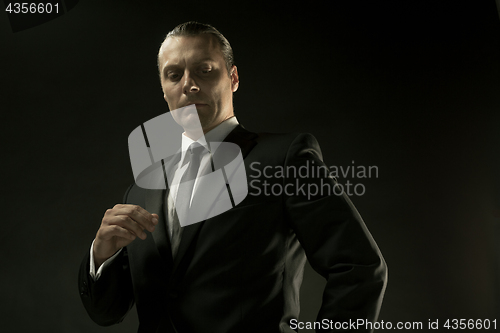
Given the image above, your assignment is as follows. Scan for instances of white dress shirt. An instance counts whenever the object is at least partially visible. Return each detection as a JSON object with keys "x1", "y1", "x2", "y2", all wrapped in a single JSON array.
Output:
[{"x1": 89, "y1": 117, "x2": 239, "y2": 280}]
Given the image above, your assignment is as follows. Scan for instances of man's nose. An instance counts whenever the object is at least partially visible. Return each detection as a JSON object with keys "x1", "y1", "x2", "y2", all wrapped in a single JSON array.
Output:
[{"x1": 182, "y1": 72, "x2": 200, "y2": 94}]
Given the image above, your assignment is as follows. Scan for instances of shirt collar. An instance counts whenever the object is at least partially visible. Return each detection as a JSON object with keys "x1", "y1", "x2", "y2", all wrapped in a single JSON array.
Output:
[{"x1": 180, "y1": 116, "x2": 239, "y2": 161}]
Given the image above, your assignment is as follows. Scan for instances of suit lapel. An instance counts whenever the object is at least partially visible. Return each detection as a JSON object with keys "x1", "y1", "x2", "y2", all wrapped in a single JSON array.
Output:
[
  {"x1": 146, "y1": 151, "x2": 182, "y2": 265},
  {"x1": 146, "y1": 189, "x2": 172, "y2": 265},
  {"x1": 171, "y1": 125, "x2": 259, "y2": 272},
  {"x1": 223, "y1": 124, "x2": 259, "y2": 160}
]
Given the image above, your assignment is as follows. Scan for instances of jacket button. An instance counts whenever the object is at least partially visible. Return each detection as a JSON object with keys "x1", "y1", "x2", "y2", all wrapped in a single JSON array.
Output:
[{"x1": 80, "y1": 281, "x2": 88, "y2": 297}]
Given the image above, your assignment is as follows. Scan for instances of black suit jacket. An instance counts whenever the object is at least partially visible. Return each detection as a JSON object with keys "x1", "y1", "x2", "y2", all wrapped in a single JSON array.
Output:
[{"x1": 79, "y1": 125, "x2": 387, "y2": 333}]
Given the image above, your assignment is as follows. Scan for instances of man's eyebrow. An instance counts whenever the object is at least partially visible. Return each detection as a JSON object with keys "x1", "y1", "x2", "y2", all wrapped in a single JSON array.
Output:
[
  {"x1": 162, "y1": 58, "x2": 215, "y2": 69},
  {"x1": 192, "y1": 58, "x2": 217, "y2": 65},
  {"x1": 162, "y1": 63, "x2": 180, "y2": 71}
]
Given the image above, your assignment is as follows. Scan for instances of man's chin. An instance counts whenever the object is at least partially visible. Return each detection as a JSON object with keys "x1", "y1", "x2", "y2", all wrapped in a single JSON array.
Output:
[
  {"x1": 172, "y1": 105, "x2": 203, "y2": 129},
  {"x1": 180, "y1": 113, "x2": 200, "y2": 127}
]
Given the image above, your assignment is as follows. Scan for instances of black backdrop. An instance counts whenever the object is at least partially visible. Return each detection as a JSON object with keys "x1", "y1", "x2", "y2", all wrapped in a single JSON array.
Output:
[{"x1": 1, "y1": 0, "x2": 499, "y2": 332}]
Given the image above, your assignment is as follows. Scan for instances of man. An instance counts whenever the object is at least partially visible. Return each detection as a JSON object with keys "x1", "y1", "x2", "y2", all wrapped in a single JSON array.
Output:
[{"x1": 79, "y1": 22, "x2": 387, "y2": 333}]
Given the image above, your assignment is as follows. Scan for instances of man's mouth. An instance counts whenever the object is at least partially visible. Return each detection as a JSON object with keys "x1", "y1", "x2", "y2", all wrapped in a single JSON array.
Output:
[{"x1": 186, "y1": 102, "x2": 207, "y2": 107}]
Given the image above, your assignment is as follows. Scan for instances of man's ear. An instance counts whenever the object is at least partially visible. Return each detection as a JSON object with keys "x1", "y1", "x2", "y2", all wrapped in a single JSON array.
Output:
[{"x1": 230, "y1": 65, "x2": 239, "y2": 92}]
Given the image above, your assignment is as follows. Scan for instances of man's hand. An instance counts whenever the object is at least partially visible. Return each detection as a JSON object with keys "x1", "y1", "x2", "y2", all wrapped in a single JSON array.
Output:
[{"x1": 93, "y1": 204, "x2": 159, "y2": 269}]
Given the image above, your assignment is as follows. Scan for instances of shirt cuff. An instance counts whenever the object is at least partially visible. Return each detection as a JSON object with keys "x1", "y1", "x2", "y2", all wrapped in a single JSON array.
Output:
[{"x1": 89, "y1": 239, "x2": 123, "y2": 281}]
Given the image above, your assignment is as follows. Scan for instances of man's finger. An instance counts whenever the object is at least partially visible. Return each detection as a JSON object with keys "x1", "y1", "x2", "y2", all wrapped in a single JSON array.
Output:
[
  {"x1": 105, "y1": 215, "x2": 148, "y2": 240},
  {"x1": 99, "y1": 224, "x2": 137, "y2": 241},
  {"x1": 108, "y1": 205, "x2": 157, "y2": 232}
]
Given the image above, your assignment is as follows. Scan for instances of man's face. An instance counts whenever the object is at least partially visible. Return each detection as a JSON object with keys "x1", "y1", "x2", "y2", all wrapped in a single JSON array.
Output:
[{"x1": 158, "y1": 35, "x2": 239, "y2": 134}]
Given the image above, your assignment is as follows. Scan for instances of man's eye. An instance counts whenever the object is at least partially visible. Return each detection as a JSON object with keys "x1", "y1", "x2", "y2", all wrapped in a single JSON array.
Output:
[
  {"x1": 201, "y1": 68, "x2": 212, "y2": 74},
  {"x1": 167, "y1": 73, "x2": 180, "y2": 80}
]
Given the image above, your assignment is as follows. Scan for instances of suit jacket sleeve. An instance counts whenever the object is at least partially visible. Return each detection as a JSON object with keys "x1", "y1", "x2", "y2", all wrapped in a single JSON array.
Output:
[
  {"x1": 283, "y1": 133, "x2": 387, "y2": 332},
  {"x1": 78, "y1": 186, "x2": 135, "y2": 326}
]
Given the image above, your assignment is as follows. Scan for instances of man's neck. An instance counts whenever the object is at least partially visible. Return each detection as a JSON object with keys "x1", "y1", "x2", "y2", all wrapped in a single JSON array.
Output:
[{"x1": 183, "y1": 116, "x2": 237, "y2": 141}]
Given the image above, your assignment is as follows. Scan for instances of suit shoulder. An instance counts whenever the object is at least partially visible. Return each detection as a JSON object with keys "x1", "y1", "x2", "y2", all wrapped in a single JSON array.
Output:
[
  {"x1": 255, "y1": 132, "x2": 321, "y2": 154},
  {"x1": 250, "y1": 131, "x2": 322, "y2": 163},
  {"x1": 255, "y1": 132, "x2": 318, "y2": 146}
]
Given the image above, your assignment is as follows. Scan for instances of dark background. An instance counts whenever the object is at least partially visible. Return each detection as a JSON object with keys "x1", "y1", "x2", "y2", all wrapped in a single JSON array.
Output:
[{"x1": 1, "y1": 0, "x2": 499, "y2": 332}]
